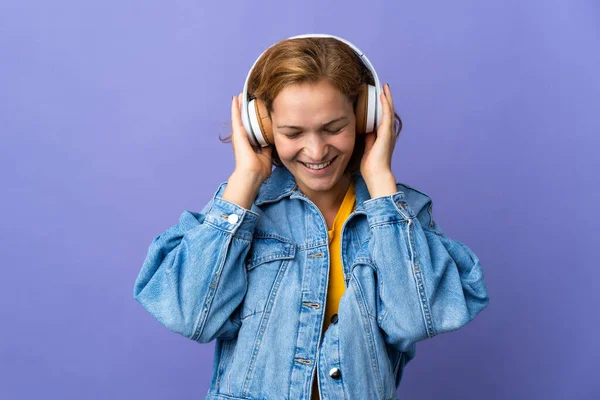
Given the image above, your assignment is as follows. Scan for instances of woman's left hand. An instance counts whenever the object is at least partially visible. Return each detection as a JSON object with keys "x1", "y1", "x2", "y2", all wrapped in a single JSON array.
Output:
[{"x1": 360, "y1": 83, "x2": 399, "y2": 198}]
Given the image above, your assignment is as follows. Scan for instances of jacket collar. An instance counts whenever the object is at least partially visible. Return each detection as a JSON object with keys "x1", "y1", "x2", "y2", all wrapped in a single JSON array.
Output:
[{"x1": 255, "y1": 167, "x2": 371, "y2": 212}]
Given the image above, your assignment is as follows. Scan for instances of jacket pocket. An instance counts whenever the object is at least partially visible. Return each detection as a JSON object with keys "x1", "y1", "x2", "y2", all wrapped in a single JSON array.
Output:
[
  {"x1": 241, "y1": 235, "x2": 296, "y2": 319},
  {"x1": 246, "y1": 236, "x2": 296, "y2": 271}
]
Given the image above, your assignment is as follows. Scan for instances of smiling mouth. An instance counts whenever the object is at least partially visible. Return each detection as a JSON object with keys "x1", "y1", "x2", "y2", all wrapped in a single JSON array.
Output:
[{"x1": 299, "y1": 156, "x2": 337, "y2": 171}]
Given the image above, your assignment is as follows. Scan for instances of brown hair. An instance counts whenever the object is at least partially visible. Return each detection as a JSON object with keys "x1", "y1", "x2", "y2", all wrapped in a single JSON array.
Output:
[{"x1": 223, "y1": 37, "x2": 403, "y2": 175}]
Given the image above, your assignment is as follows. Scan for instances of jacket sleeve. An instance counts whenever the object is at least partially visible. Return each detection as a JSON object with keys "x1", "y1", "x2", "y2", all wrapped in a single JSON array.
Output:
[
  {"x1": 362, "y1": 185, "x2": 489, "y2": 352},
  {"x1": 133, "y1": 183, "x2": 258, "y2": 343}
]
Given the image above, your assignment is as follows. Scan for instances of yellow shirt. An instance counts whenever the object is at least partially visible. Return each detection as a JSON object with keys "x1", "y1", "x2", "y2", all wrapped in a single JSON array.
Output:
[
  {"x1": 312, "y1": 182, "x2": 356, "y2": 398},
  {"x1": 323, "y1": 181, "x2": 355, "y2": 333}
]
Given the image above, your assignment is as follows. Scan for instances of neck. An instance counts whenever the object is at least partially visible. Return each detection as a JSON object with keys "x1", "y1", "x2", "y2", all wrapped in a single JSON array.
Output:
[{"x1": 300, "y1": 174, "x2": 352, "y2": 220}]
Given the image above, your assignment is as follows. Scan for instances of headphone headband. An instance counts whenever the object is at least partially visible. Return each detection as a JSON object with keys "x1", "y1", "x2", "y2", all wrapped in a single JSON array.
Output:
[{"x1": 241, "y1": 33, "x2": 383, "y2": 146}]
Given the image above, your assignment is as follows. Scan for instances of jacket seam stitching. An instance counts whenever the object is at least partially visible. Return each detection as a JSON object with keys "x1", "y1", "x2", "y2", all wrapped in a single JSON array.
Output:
[
  {"x1": 351, "y1": 275, "x2": 385, "y2": 398},
  {"x1": 190, "y1": 232, "x2": 233, "y2": 342},
  {"x1": 407, "y1": 218, "x2": 436, "y2": 338}
]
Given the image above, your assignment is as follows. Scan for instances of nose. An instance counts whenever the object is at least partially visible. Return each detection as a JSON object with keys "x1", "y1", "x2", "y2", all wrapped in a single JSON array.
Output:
[{"x1": 303, "y1": 133, "x2": 328, "y2": 162}]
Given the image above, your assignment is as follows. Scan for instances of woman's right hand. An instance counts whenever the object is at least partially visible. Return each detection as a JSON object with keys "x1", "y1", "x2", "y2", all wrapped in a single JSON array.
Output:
[
  {"x1": 221, "y1": 93, "x2": 273, "y2": 210},
  {"x1": 230, "y1": 93, "x2": 273, "y2": 182}
]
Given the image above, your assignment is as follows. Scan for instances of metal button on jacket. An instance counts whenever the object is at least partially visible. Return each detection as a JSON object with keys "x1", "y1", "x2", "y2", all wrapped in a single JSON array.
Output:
[
  {"x1": 330, "y1": 313, "x2": 338, "y2": 324},
  {"x1": 329, "y1": 367, "x2": 341, "y2": 379},
  {"x1": 227, "y1": 214, "x2": 239, "y2": 224}
]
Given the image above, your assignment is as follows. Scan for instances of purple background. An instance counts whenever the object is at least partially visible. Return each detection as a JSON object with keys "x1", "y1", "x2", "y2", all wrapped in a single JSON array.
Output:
[{"x1": 1, "y1": 1, "x2": 598, "y2": 399}]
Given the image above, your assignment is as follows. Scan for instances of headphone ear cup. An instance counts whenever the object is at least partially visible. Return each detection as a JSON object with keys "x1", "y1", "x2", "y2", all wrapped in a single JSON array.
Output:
[
  {"x1": 355, "y1": 84, "x2": 369, "y2": 134},
  {"x1": 247, "y1": 98, "x2": 273, "y2": 146},
  {"x1": 355, "y1": 84, "x2": 378, "y2": 134},
  {"x1": 255, "y1": 99, "x2": 274, "y2": 145}
]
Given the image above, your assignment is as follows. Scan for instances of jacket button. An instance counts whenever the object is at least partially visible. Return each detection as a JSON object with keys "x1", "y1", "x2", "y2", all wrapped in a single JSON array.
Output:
[
  {"x1": 227, "y1": 214, "x2": 239, "y2": 224},
  {"x1": 329, "y1": 367, "x2": 341, "y2": 379},
  {"x1": 330, "y1": 313, "x2": 338, "y2": 324}
]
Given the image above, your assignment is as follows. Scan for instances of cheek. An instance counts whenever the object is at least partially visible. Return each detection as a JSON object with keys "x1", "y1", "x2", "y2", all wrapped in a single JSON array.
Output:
[
  {"x1": 272, "y1": 138, "x2": 296, "y2": 162},
  {"x1": 335, "y1": 132, "x2": 356, "y2": 155}
]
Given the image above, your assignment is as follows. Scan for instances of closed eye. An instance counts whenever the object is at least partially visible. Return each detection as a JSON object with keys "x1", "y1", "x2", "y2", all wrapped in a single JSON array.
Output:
[
  {"x1": 281, "y1": 124, "x2": 345, "y2": 138},
  {"x1": 325, "y1": 126, "x2": 344, "y2": 134}
]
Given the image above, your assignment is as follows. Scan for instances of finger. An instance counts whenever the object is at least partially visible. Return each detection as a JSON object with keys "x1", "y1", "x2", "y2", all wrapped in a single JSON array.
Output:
[
  {"x1": 384, "y1": 83, "x2": 394, "y2": 112},
  {"x1": 230, "y1": 96, "x2": 240, "y2": 145},
  {"x1": 231, "y1": 93, "x2": 253, "y2": 151},
  {"x1": 385, "y1": 85, "x2": 397, "y2": 138},
  {"x1": 379, "y1": 92, "x2": 393, "y2": 129},
  {"x1": 377, "y1": 92, "x2": 397, "y2": 150},
  {"x1": 231, "y1": 93, "x2": 244, "y2": 131},
  {"x1": 382, "y1": 85, "x2": 394, "y2": 125}
]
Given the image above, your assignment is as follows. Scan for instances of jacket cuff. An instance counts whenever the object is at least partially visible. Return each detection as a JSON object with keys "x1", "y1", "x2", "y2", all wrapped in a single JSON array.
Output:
[
  {"x1": 363, "y1": 191, "x2": 416, "y2": 226},
  {"x1": 202, "y1": 196, "x2": 258, "y2": 239}
]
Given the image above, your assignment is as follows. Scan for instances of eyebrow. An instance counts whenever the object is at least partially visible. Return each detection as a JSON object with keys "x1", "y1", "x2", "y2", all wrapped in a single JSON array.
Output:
[{"x1": 276, "y1": 116, "x2": 348, "y2": 130}]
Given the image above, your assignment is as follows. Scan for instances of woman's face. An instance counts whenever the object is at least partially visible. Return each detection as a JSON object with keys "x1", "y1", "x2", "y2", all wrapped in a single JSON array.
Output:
[{"x1": 270, "y1": 80, "x2": 356, "y2": 202}]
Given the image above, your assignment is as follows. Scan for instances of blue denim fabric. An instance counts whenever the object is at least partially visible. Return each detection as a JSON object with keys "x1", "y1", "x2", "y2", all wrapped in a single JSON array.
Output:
[{"x1": 133, "y1": 167, "x2": 489, "y2": 400}]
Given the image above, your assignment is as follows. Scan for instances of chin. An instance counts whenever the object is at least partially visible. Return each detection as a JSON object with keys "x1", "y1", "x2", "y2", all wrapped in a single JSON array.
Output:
[
  {"x1": 282, "y1": 155, "x2": 351, "y2": 194},
  {"x1": 295, "y1": 166, "x2": 348, "y2": 194}
]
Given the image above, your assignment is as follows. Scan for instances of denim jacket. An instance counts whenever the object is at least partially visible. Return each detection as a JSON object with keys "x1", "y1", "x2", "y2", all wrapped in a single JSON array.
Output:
[{"x1": 133, "y1": 167, "x2": 489, "y2": 400}]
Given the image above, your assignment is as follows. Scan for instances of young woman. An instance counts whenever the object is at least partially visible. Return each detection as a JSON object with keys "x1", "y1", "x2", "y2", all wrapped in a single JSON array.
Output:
[{"x1": 134, "y1": 35, "x2": 489, "y2": 400}]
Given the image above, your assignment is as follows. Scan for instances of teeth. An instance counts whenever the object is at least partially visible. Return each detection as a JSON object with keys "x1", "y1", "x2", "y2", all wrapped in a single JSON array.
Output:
[{"x1": 302, "y1": 159, "x2": 332, "y2": 170}]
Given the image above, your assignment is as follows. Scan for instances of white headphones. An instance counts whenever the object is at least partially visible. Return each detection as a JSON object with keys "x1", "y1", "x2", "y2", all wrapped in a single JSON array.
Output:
[{"x1": 240, "y1": 33, "x2": 383, "y2": 147}]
